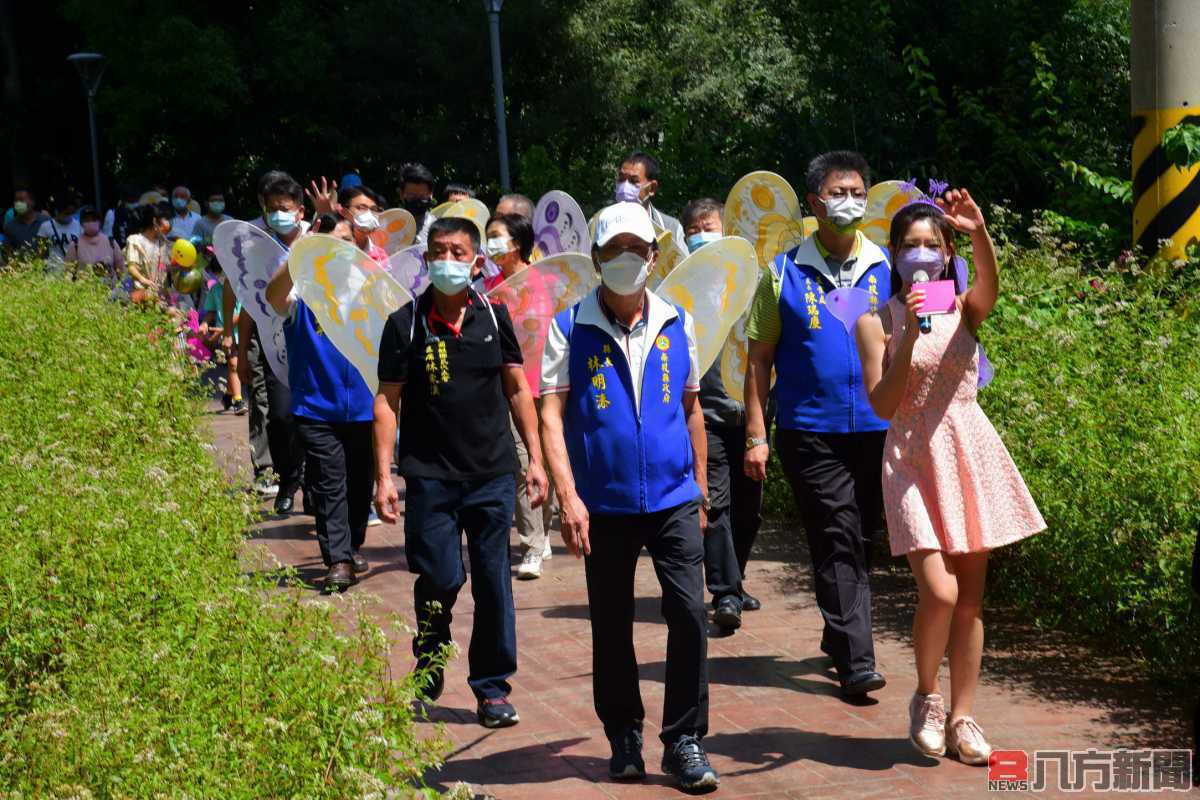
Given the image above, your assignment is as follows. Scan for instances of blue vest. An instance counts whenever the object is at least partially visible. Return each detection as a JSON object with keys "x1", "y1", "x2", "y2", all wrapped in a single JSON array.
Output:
[
  {"x1": 284, "y1": 300, "x2": 374, "y2": 423},
  {"x1": 774, "y1": 245, "x2": 892, "y2": 434},
  {"x1": 558, "y1": 303, "x2": 699, "y2": 515}
]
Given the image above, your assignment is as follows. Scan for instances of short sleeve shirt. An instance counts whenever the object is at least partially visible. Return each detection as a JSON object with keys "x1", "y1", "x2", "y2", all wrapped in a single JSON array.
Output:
[{"x1": 378, "y1": 289, "x2": 523, "y2": 481}]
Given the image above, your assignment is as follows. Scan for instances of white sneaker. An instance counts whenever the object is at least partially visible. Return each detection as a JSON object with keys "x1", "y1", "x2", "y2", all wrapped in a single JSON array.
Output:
[
  {"x1": 256, "y1": 482, "x2": 280, "y2": 498},
  {"x1": 541, "y1": 540, "x2": 553, "y2": 560},
  {"x1": 517, "y1": 552, "x2": 543, "y2": 580},
  {"x1": 908, "y1": 692, "x2": 947, "y2": 757},
  {"x1": 946, "y1": 716, "x2": 993, "y2": 765}
]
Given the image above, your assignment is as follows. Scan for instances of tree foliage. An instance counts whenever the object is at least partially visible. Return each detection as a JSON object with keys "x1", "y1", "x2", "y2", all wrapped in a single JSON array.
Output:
[{"x1": 2, "y1": 1, "x2": 1129, "y2": 236}]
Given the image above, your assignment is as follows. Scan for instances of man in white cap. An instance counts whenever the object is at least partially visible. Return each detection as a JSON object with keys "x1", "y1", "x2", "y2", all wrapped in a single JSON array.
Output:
[{"x1": 539, "y1": 202, "x2": 718, "y2": 790}]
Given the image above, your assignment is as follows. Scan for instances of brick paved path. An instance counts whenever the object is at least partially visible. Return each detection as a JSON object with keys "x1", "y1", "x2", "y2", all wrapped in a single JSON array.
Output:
[{"x1": 208, "y1": 406, "x2": 1194, "y2": 799}]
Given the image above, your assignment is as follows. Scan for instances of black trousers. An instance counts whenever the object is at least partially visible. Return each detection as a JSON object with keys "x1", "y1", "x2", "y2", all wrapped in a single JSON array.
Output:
[
  {"x1": 249, "y1": 328, "x2": 304, "y2": 493},
  {"x1": 702, "y1": 424, "x2": 765, "y2": 605},
  {"x1": 294, "y1": 417, "x2": 373, "y2": 566},
  {"x1": 244, "y1": 332, "x2": 272, "y2": 478},
  {"x1": 584, "y1": 499, "x2": 708, "y2": 746},
  {"x1": 776, "y1": 428, "x2": 886, "y2": 678}
]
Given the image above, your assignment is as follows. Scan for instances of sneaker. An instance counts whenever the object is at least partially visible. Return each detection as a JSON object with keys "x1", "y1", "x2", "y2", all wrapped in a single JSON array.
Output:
[
  {"x1": 477, "y1": 696, "x2": 520, "y2": 728},
  {"x1": 712, "y1": 595, "x2": 742, "y2": 631},
  {"x1": 908, "y1": 692, "x2": 948, "y2": 757},
  {"x1": 608, "y1": 726, "x2": 646, "y2": 779},
  {"x1": 256, "y1": 481, "x2": 280, "y2": 499},
  {"x1": 367, "y1": 508, "x2": 383, "y2": 527},
  {"x1": 232, "y1": 398, "x2": 247, "y2": 416},
  {"x1": 517, "y1": 551, "x2": 543, "y2": 580},
  {"x1": 661, "y1": 735, "x2": 719, "y2": 790},
  {"x1": 946, "y1": 716, "x2": 993, "y2": 765},
  {"x1": 221, "y1": 393, "x2": 233, "y2": 411},
  {"x1": 414, "y1": 651, "x2": 445, "y2": 702},
  {"x1": 541, "y1": 540, "x2": 553, "y2": 560}
]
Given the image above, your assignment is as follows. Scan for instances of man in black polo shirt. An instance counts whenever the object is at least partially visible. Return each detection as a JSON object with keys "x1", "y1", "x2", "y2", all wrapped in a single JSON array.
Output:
[{"x1": 374, "y1": 216, "x2": 548, "y2": 729}]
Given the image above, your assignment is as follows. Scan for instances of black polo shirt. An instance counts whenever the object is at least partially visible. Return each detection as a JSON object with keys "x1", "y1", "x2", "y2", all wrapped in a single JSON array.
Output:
[{"x1": 378, "y1": 288, "x2": 522, "y2": 481}]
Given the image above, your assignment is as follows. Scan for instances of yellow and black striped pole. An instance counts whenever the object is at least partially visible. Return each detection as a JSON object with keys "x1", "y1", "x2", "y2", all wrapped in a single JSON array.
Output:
[{"x1": 1132, "y1": 1, "x2": 1200, "y2": 258}]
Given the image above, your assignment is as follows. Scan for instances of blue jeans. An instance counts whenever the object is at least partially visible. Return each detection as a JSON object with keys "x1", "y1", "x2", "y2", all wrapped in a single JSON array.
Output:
[{"x1": 404, "y1": 473, "x2": 518, "y2": 701}]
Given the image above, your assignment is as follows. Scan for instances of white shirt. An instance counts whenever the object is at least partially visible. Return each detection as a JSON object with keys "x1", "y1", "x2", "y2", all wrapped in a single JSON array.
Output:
[
  {"x1": 541, "y1": 287, "x2": 700, "y2": 413},
  {"x1": 37, "y1": 217, "x2": 82, "y2": 261},
  {"x1": 168, "y1": 210, "x2": 201, "y2": 241}
]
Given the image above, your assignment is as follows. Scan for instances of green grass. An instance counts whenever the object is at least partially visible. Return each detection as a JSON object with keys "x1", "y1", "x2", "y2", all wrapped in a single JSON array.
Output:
[{"x1": 0, "y1": 267, "x2": 448, "y2": 797}]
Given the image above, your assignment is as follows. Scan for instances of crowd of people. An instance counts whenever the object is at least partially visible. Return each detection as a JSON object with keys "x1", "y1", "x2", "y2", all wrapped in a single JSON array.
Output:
[{"x1": 2, "y1": 149, "x2": 1045, "y2": 792}]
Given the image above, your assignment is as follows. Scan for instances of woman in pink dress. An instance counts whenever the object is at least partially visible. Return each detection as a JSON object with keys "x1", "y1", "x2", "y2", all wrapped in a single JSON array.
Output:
[{"x1": 856, "y1": 188, "x2": 1044, "y2": 766}]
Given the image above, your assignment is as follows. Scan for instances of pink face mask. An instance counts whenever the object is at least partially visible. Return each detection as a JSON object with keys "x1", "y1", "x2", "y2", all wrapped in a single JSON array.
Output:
[{"x1": 83, "y1": 222, "x2": 100, "y2": 236}]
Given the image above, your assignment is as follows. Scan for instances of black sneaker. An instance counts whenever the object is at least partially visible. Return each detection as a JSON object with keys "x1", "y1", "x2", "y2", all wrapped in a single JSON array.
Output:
[
  {"x1": 608, "y1": 726, "x2": 646, "y2": 779},
  {"x1": 712, "y1": 595, "x2": 742, "y2": 631},
  {"x1": 414, "y1": 652, "x2": 445, "y2": 702},
  {"x1": 477, "y1": 696, "x2": 520, "y2": 728},
  {"x1": 662, "y1": 735, "x2": 719, "y2": 790},
  {"x1": 221, "y1": 393, "x2": 233, "y2": 411},
  {"x1": 231, "y1": 398, "x2": 248, "y2": 415}
]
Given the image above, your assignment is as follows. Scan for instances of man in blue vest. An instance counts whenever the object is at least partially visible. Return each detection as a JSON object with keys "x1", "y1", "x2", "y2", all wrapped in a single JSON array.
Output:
[
  {"x1": 265, "y1": 211, "x2": 374, "y2": 593},
  {"x1": 744, "y1": 151, "x2": 891, "y2": 698},
  {"x1": 539, "y1": 202, "x2": 718, "y2": 791}
]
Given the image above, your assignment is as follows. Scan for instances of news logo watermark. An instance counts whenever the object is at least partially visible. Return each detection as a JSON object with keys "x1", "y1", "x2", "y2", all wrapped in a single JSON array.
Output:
[{"x1": 988, "y1": 749, "x2": 1192, "y2": 792}]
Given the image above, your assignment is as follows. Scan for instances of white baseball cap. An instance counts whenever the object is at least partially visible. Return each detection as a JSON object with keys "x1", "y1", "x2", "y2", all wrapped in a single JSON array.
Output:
[{"x1": 594, "y1": 202, "x2": 655, "y2": 247}]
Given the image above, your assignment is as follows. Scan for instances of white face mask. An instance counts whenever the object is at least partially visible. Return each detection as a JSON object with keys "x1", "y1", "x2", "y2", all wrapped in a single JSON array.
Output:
[
  {"x1": 485, "y1": 236, "x2": 512, "y2": 259},
  {"x1": 352, "y1": 210, "x2": 380, "y2": 231},
  {"x1": 599, "y1": 251, "x2": 650, "y2": 295},
  {"x1": 821, "y1": 194, "x2": 867, "y2": 229}
]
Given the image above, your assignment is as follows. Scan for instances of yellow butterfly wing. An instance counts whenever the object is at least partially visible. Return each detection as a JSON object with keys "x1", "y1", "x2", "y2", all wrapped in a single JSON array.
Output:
[
  {"x1": 289, "y1": 234, "x2": 413, "y2": 394},
  {"x1": 648, "y1": 227, "x2": 689, "y2": 290},
  {"x1": 437, "y1": 198, "x2": 490, "y2": 243},
  {"x1": 655, "y1": 236, "x2": 758, "y2": 373},
  {"x1": 371, "y1": 208, "x2": 417, "y2": 254},
  {"x1": 723, "y1": 171, "x2": 808, "y2": 269},
  {"x1": 860, "y1": 179, "x2": 923, "y2": 247}
]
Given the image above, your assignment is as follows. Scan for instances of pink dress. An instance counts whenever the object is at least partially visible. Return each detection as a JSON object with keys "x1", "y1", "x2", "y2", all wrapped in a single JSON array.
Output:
[{"x1": 882, "y1": 296, "x2": 1045, "y2": 555}]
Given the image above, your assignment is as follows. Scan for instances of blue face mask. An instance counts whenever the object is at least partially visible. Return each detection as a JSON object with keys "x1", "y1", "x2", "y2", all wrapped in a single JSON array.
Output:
[
  {"x1": 209, "y1": 201, "x2": 225, "y2": 215},
  {"x1": 173, "y1": 197, "x2": 189, "y2": 211},
  {"x1": 614, "y1": 180, "x2": 642, "y2": 204},
  {"x1": 428, "y1": 259, "x2": 474, "y2": 295},
  {"x1": 685, "y1": 231, "x2": 721, "y2": 253},
  {"x1": 266, "y1": 209, "x2": 298, "y2": 235}
]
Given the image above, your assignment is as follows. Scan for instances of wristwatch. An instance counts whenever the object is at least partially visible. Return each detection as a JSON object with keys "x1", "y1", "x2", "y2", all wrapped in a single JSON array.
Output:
[{"x1": 745, "y1": 435, "x2": 769, "y2": 450}]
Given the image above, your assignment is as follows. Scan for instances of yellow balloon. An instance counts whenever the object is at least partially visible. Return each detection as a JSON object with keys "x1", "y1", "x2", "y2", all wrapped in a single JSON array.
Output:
[{"x1": 171, "y1": 239, "x2": 197, "y2": 267}]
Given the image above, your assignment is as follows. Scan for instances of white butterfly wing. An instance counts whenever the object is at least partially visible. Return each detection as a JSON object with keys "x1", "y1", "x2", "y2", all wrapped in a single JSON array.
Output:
[{"x1": 212, "y1": 219, "x2": 290, "y2": 385}]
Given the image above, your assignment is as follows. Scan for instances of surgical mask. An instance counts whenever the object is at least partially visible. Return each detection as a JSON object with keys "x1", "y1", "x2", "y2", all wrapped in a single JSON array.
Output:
[
  {"x1": 352, "y1": 210, "x2": 380, "y2": 231},
  {"x1": 209, "y1": 201, "x2": 225, "y2": 214},
  {"x1": 599, "y1": 251, "x2": 650, "y2": 295},
  {"x1": 428, "y1": 259, "x2": 474, "y2": 294},
  {"x1": 614, "y1": 180, "x2": 642, "y2": 204},
  {"x1": 12, "y1": 201, "x2": 28, "y2": 215},
  {"x1": 895, "y1": 246, "x2": 945, "y2": 284},
  {"x1": 403, "y1": 196, "x2": 432, "y2": 215},
  {"x1": 685, "y1": 231, "x2": 721, "y2": 253},
  {"x1": 173, "y1": 197, "x2": 189, "y2": 211},
  {"x1": 266, "y1": 209, "x2": 298, "y2": 235},
  {"x1": 485, "y1": 236, "x2": 512, "y2": 259},
  {"x1": 821, "y1": 194, "x2": 867, "y2": 230},
  {"x1": 83, "y1": 221, "x2": 100, "y2": 236}
]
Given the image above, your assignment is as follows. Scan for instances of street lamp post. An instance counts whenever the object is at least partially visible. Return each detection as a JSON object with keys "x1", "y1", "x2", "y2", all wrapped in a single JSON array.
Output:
[
  {"x1": 483, "y1": 0, "x2": 511, "y2": 191},
  {"x1": 67, "y1": 53, "x2": 106, "y2": 214}
]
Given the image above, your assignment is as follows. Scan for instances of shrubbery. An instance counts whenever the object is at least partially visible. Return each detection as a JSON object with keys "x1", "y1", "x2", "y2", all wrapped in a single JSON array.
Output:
[
  {"x1": 0, "y1": 269, "x2": 447, "y2": 796},
  {"x1": 764, "y1": 209, "x2": 1200, "y2": 679}
]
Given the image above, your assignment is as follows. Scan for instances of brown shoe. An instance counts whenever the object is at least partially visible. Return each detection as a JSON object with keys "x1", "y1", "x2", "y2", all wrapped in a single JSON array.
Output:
[{"x1": 323, "y1": 562, "x2": 354, "y2": 593}]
